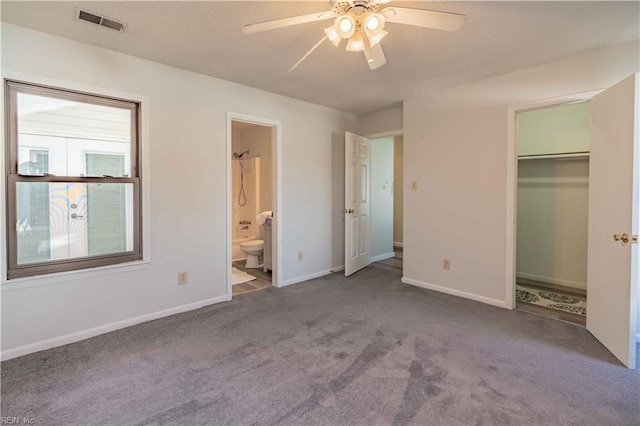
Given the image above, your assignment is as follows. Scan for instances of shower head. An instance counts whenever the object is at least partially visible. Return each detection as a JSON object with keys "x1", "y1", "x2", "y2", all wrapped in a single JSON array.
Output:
[{"x1": 233, "y1": 150, "x2": 250, "y2": 159}]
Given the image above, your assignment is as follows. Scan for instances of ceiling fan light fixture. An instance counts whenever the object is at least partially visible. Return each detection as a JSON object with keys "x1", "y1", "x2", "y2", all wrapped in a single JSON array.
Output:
[
  {"x1": 242, "y1": 2, "x2": 467, "y2": 72},
  {"x1": 335, "y1": 15, "x2": 355, "y2": 38},
  {"x1": 367, "y1": 29, "x2": 387, "y2": 46},
  {"x1": 346, "y1": 30, "x2": 365, "y2": 52},
  {"x1": 324, "y1": 26, "x2": 342, "y2": 47},
  {"x1": 363, "y1": 12, "x2": 386, "y2": 46},
  {"x1": 365, "y1": 13, "x2": 385, "y2": 31}
]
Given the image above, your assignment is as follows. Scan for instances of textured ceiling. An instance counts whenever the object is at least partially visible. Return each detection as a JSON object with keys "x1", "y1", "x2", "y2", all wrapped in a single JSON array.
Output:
[{"x1": 1, "y1": 1, "x2": 638, "y2": 115}]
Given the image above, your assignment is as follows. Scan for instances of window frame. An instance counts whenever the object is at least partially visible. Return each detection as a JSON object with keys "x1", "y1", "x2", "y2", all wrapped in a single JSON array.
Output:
[{"x1": 4, "y1": 79, "x2": 143, "y2": 279}]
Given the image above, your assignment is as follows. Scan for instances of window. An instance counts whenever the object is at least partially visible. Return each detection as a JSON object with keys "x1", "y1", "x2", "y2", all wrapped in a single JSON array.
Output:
[{"x1": 5, "y1": 80, "x2": 142, "y2": 279}]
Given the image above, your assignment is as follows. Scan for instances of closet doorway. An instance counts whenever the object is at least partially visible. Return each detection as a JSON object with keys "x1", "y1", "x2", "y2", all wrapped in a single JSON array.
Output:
[
  {"x1": 508, "y1": 76, "x2": 638, "y2": 368},
  {"x1": 514, "y1": 102, "x2": 589, "y2": 326}
]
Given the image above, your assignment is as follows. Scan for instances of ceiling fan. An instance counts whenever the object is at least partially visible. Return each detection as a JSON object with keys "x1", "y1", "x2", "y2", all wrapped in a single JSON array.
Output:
[{"x1": 242, "y1": 1, "x2": 466, "y2": 73}]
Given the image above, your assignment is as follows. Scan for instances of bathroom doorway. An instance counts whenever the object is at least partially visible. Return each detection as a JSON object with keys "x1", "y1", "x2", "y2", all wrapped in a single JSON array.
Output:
[{"x1": 227, "y1": 114, "x2": 281, "y2": 299}]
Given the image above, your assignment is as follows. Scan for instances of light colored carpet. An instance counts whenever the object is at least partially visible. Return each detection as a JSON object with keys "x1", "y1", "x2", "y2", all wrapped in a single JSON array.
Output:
[
  {"x1": 232, "y1": 266, "x2": 255, "y2": 285},
  {"x1": 2, "y1": 263, "x2": 638, "y2": 425}
]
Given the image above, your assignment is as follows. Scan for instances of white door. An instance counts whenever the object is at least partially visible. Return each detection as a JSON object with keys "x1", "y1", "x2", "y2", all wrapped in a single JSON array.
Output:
[
  {"x1": 345, "y1": 131, "x2": 372, "y2": 276},
  {"x1": 587, "y1": 74, "x2": 639, "y2": 368}
]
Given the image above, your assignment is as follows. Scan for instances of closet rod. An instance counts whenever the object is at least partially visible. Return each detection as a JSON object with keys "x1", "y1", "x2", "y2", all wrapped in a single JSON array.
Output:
[{"x1": 518, "y1": 152, "x2": 589, "y2": 161}]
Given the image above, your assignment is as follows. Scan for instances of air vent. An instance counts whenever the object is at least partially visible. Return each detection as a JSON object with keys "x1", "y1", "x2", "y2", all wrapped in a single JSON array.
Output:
[
  {"x1": 75, "y1": 8, "x2": 127, "y2": 32},
  {"x1": 100, "y1": 17, "x2": 125, "y2": 32}
]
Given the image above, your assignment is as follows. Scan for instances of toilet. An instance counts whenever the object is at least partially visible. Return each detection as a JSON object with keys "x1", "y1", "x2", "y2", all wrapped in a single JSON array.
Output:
[{"x1": 240, "y1": 239, "x2": 264, "y2": 268}]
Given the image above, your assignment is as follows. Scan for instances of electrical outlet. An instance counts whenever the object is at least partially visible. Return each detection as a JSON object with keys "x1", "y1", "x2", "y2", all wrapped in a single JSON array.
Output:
[
  {"x1": 297, "y1": 251, "x2": 304, "y2": 261},
  {"x1": 178, "y1": 271, "x2": 188, "y2": 285},
  {"x1": 411, "y1": 180, "x2": 418, "y2": 191},
  {"x1": 442, "y1": 259, "x2": 451, "y2": 270}
]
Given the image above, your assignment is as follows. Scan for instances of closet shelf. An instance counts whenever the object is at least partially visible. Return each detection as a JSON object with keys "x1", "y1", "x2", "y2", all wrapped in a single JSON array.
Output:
[{"x1": 518, "y1": 152, "x2": 589, "y2": 161}]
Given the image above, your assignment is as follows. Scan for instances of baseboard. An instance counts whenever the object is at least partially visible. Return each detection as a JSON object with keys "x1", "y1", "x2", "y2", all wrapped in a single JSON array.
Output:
[
  {"x1": 280, "y1": 269, "x2": 333, "y2": 287},
  {"x1": 1, "y1": 295, "x2": 228, "y2": 361},
  {"x1": 516, "y1": 272, "x2": 586, "y2": 290},
  {"x1": 393, "y1": 241, "x2": 403, "y2": 249},
  {"x1": 401, "y1": 277, "x2": 509, "y2": 309},
  {"x1": 330, "y1": 265, "x2": 345, "y2": 273},
  {"x1": 372, "y1": 252, "x2": 395, "y2": 262}
]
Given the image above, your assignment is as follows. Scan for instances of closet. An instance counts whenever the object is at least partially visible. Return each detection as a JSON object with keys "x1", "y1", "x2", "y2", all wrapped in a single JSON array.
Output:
[{"x1": 515, "y1": 102, "x2": 589, "y2": 325}]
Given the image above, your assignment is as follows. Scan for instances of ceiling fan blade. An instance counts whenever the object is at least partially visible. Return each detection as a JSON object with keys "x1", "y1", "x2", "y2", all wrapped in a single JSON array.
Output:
[
  {"x1": 243, "y1": 12, "x2": 334, "y2": 35},
  {"x1": 364, "y1": 43, "x2": 387, "y2": 70},
  {"x1": 381, "y1": 7, "x2": 466, "y2": 32},
  {"x1": 288, "y1": 36, "x2": 328, "y2": 74}
]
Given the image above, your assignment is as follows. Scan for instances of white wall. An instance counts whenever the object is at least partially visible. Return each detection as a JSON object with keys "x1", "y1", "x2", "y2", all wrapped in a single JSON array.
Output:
[
  {"x1": 0, "y1": 24, "x2": 359, "y2": 358},
  {"x1": 370, "y1": 137, "x2": 394, "y2": 259},
  {"x1": 518, "y1": 102, "x2": 590, "y2": 157},
  {"x1": 403, "y1": 41, "x2": 640, "y2": 306},
  {"x1": 361, "y1": 104, "x2": 403, "y2": 136},
  {"x1": 393, "y1": 135, "x2": 404, "y2": 246}
]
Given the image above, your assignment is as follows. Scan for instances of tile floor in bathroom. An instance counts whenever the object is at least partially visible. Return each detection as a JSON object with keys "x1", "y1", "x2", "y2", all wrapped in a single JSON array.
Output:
[{"x1": 232, "y1": 260, "x2": 272, "y2": 296}]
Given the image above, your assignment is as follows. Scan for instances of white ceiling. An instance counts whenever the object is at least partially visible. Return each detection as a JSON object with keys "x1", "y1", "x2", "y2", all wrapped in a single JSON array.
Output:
[{"x1": 1, "y1": 1, "x2": 638, "y2": 115}]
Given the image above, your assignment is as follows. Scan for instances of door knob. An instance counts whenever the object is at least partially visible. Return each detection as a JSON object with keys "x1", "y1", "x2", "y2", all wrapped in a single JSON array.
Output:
[
  {"x1": 70, "y1": 213, "x2": 84, "y2": 219},
  {"x1": 613, "y1": 233, "x2": 630, "y2": 243},
  {"x1": 342, "y1": 209, "x2": 355, "y2": 214}
]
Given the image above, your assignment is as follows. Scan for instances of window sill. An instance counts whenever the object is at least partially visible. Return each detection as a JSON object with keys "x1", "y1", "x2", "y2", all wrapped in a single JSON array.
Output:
[{"x1": 1, "y1": 260, "x2": 150, "y2": 292}]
